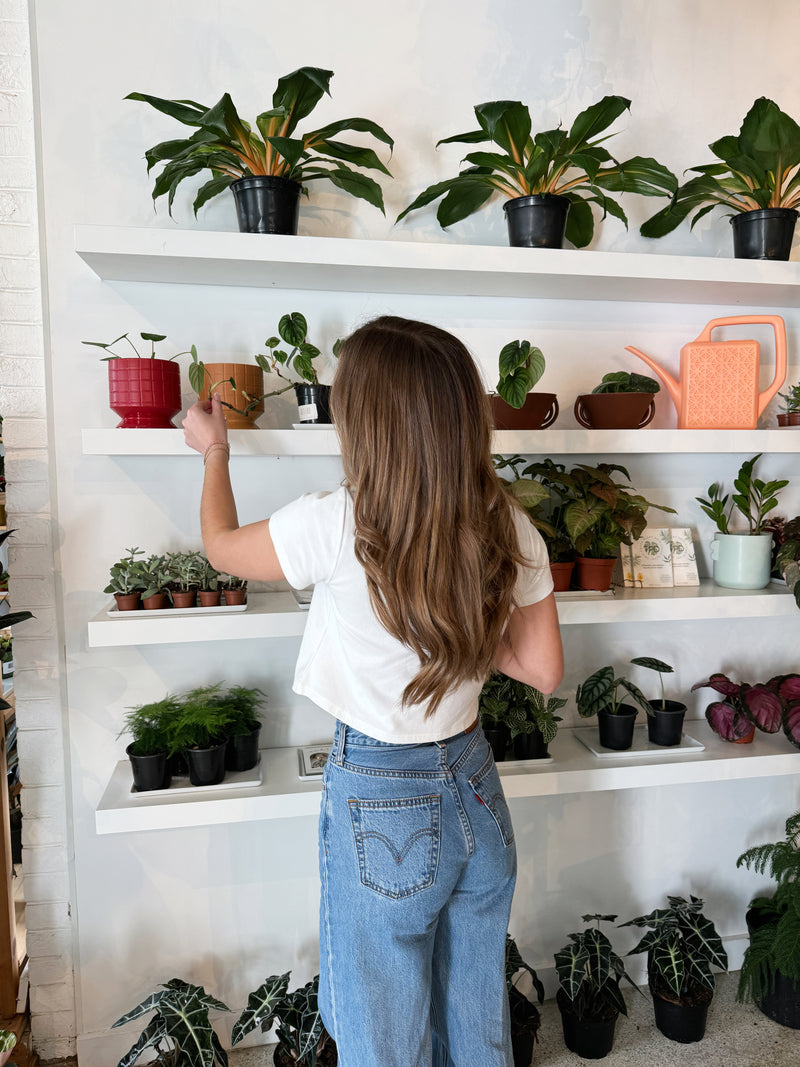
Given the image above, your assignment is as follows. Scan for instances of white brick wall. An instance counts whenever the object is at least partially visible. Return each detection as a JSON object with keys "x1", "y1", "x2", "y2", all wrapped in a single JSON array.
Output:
[{"x1": 0, "y1": 1, "x2": 75, "y2": 1057}]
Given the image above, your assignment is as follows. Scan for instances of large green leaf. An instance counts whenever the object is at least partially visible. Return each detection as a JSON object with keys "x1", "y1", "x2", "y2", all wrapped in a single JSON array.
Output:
[
  {"x1": 266, "y1": 135, "x2": 307, "y2": 171},
  {"x1": 306, "y1": 116, "x2": 394, "y2": 152},
  {"x1": 563, "y1": 194, "x2": 593, "y2": 247},
  {"x1": 272, "y1": 67, "x2": 332, "y2": 135},
  {"x1": 126, "y1": 92, "x2": 210, "y2": 128},
  {"x1": 575, "y1": 665, "x2": 614, "y2": 718},
  {"x1": 116, "y1": 1016, "x2": 166, "y2": 1067},
  {"x1": 306, "y1": 137, "x2": 392, "y2": 176},
  {"x1": 554, "y1": 942, "x2": 589, "y2": 1002},
  {"x1": 231, "y1": 973, "x2": 290, "y2": 1046},
  {"x1": 314, "y1": 166, "x2": 386, "y2": 211},
  {"x1": 474, "y1": 101, "x2": 532, "y2": 161},
  {"x1": 566, "y1": 95, "x2": 630, "y2": 152},
  {"x1": 508, "y1": 478, "x2": 549, "y2": 510},
  {"x1": 564, "y1": 497, "x2": 606, "y2": 542},
  {"x1": 740, "y1": 97, "x2": 800, "y2": 174},
  {"x1": 651, "y1": 940, "x2": 685, "y2": 999},
  {"x1": 630, "y1": 656, "x2": 673, "y2": 675},
  {"x1": 193, "y1": 175, "x2": 235, "y2": 215},
  {"x1": 159, "y1": 993, "x2": 219, "y2": 1067},
  {"x1": 597, "y1": 156, "x2": 677, "y2": 197},
  {"x1": 436, "y1": 176, "x2": 497, "y2": 228}
]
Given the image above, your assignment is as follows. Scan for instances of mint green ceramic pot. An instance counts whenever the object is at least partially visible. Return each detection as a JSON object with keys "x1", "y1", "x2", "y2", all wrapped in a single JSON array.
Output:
[{"x1": 711, "y1": 533, "x2": 772, "y2": 589}]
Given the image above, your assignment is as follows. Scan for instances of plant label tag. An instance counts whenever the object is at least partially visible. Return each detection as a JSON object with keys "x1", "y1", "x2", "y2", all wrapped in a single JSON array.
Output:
[
  {"x1": 670, "y1": 527, "x2": 700, "y2": 586},
  {"x1": 298, "y1": 403, "x2": 318, "y2": 422},
  {"x1": 619, "y1": 528, "x2": 673, "y2": 587}
]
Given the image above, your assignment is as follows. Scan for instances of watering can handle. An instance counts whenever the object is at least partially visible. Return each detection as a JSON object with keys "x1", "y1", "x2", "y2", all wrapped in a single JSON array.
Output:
[{"x1": 695, "y1": 315, "x2": 787, "y2": 417}]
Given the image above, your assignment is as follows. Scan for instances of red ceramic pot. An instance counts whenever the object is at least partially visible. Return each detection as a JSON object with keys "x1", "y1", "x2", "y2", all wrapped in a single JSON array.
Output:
[{"x1": 108, "y1": 358, "x2": 182, "y2": 429}]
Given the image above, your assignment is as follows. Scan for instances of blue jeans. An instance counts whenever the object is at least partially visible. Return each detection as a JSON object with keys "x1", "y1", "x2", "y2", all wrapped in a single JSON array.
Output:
[{"x1": 318, "y1": 720, "x2": 516, "y2": 1067}]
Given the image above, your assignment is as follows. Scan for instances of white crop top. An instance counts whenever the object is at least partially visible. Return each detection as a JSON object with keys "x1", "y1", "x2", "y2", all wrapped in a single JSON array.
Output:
[{"x1": 269, "y1": 486, "x2": 553, "y2": 742}]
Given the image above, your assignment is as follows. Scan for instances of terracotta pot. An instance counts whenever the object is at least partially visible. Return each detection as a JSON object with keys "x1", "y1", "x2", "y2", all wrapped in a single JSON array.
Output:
[
  {"x1": 199, "y1": 363, "x2": 264, "y2": 429},
  {"x1": 550, "y1": 560, "x2": 575, "y2": 592},
  {"x1": 576, "y1": 556, "x2": 616, "y2": 591},
  {"x1": 114, "y1": 592, "x2": 142, "y2": 611},
  {"x1": 141, "y1": 593, "x2": 168, "y2": 610},
  {"x1": 171, "y1": 590, "x2": 197, "y2": 608},
  {"x1": 223, "y1": 586, "x2": 247, "y2": 605},
  {"x1": 790, "y1": 412, "x2": 800, "y2": 426},
  {"x1": 574, "y1": 392, "x2": 656, "y2": 429},
  {"x1": 732, "y1": 724, "x2": 756, "y2": 744},
  {"x1": 778, "y1": 413, "x2": 791, "y2": 426},
  {"x1": 491, "y1": 392, "x2": 559, "y2": 430},
  {"x1": 107, "y1": 357, "x2": 182, "y2": 429},
  {"x1": 198, "y1": 590, "x2": 222, "y2": 607}
]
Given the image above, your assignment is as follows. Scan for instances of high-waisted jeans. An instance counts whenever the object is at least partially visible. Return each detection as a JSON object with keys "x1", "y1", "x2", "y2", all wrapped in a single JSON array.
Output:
[{"x1": 318, "y1": 720, "x2": 517, "y2": 1067}]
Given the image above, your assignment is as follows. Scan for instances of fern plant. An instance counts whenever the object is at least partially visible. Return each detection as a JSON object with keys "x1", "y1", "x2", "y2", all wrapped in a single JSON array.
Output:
[{"x1": 736, "y1": 810, "x2": 800, "y2": 1004}]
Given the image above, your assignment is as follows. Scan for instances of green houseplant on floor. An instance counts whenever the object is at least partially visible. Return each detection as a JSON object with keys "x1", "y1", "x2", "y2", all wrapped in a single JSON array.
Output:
[
  {"x1": 506, "y1": 934, "x2": 545, "y2": 1066},
  {"x1": 621, "y1": 894, "x2": 728, "y2": 1044},
  {"x1": 398, "y1": 95, "x2": 676, "y2": 247},
  {"x1": 127, "y1": 67, "x2": 394, "y2": 233},
  {"x1": 641, "y1": 97, "x2": 800, "y2": 260},
  {"x1": 232, "y1": 972, "x2": 337, "y2": 1066},
  {"x1": 736, "y1": 810, "x2": 800, "y2": 1029}
]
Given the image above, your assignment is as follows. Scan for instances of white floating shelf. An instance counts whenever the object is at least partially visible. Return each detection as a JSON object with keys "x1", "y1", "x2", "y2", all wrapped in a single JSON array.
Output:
[
  {"x1": 82, "y1": 427, "x2": 800, "y2": 458},
  {"x1": 87, "y1": 583, "x2": 796, "y2": 648},
  {"x1": 75, "y1": 225, "x2": 800, "y2": 306},
  {"x1": 95, "y1": 723, "x2": 800, "y2": 834}
]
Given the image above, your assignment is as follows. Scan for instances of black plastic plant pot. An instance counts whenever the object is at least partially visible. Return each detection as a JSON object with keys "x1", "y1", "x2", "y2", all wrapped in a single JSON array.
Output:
[
  {"x1": 225, "y1": 725, "x2": 261, "y2": 772},
  {"x1": 512, "y1": 729, "x2": 549, "y2": 760},
  {"x1": 647, "y1": 700, "x2": 687, "y2": 746},
  {"x1": 295, "y1": 383, "x2": 332, "y2": 424},
  {"x1": 597, "y1": 705, "x2": 638, "y2": 750},
  {"x1": 126, "y1": 743, "x2": 171, "y2": 792},
  {"x1": 652, "y1": 991, "x2": 709, "y2": 1043},
  {"x1": 504, "y1": 194, "x2": 571, "y2": 249},
  {"x1": 557, "y1": 991, "x2": 618, "y2": 1059},
  {"x1": 231, "y1": 175, "x2": 301, "y2": 235},
  {"x1": 483, "y1": 725, "x2": 510, "y2": 762},
  {"x1": 509, "y1": 985, "x2": 539, "y2": 1067},
  {"x1": 185, "y1": 741, "x2": 228, "y2": 787},
  {"x1": 731, "y1": 208, "x2": 798, "y2": 261},
  {"x1": 758, "y1": 969, "x2": 800, "y2": 1029}
]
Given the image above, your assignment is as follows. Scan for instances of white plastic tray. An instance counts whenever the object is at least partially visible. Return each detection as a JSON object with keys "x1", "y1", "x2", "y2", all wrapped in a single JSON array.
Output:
[
  {"x1": 107, "y1": 601, "x2": 247, "y2": 619},
  {"x1": 574, "y1": 725, "x2": 705, "y2": 759}
]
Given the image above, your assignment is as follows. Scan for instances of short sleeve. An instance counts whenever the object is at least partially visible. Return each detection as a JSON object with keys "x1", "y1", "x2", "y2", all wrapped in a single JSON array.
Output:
[
  {"x1": 269, "y1": 487, "x2": 349, "y2": 589},
  {"x1": 512, "y1": 507, "x2": 554, "y2": 606}
]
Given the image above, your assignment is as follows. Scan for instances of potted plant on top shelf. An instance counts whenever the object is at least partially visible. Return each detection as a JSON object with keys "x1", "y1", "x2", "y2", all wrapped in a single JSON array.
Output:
[
  {"x1": 773, "y1": 515, "x2": 800, "y2": 609},
  {"x1": 83, "y1": 331, "x2": 196, "y2": 429},
  {"x1": 736, "y1": 809, "x2": 800, "y2": 1030},
  {"x1": 119, "y1": 694, "x2": 182, "y2": 792},
  {"x1": 554, "y1": 913, "x2": 639, "y2": 1060},
  {"x1": 127, "y1": 66, "x2": 394, "y2": 235},
  {"x1": 573, "y1": 370, "x2": 661, "y2": 430},
  {"x1": 490, "y1": 338, "x2": 557, "y2": 430},
  {"x1": 777, "y1": 382, "x2": 800, "y2": 427},
  {"x1": 691, "y1": 670, "x2": 800, "y2": 748},
  {"x1": 641, "y1": 97, "x2": 800, "y2": 260},
  {"x1": 479, "y1": 671, "x2": 564, "y2": 761},
  {"x1": 621, "y1": 894, "x2": 728, "y2": 1044},
  {"x1": 166, "y1": 550, "x2": 206, "y2": 608},
  {"x1": 630, "y1": 656, "x2": 687, "y2": 746},
  {"x1": 696, "y1": 453, "x2": 788, "y2": 590},
  {"x1": 576, "y1": 660, "x2": 653, "y2": 751},
  {"x1": 217, "y1": 684, "x2": 264, "y2": 772},
  {"x1": 397, "y1": 95, "x2": 676, "y2": 248},
  {"x1": 170, "y1": 684, "x2": 236, "y2": 787}
]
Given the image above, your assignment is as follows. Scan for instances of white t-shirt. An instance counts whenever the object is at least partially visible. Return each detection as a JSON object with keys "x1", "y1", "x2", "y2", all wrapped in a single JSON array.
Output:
[{"x1": 269, "y1": 486, "x2": 553, "y2": 742}]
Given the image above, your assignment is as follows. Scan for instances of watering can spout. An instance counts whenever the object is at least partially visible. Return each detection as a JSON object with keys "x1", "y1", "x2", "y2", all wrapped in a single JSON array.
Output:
[{"x1": 624, "y1": 346, "x2": 681, "y2": 414}]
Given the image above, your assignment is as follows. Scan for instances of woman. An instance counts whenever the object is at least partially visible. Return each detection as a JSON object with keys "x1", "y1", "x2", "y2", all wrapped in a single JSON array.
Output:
[{"x1": 183, "y1": 316, "x2": 563, "y2": 1067}]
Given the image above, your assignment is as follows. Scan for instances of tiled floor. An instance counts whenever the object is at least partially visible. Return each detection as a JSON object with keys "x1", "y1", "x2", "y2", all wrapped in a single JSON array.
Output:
[{"x1": 228, "y1": 972, "x2": 799, "y2": 1066}]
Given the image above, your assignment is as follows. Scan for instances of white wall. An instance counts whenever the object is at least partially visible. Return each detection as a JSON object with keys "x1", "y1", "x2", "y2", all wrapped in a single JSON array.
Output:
[{"x1": 27, "y1": 0, "x2": 800, "y2": 1061}]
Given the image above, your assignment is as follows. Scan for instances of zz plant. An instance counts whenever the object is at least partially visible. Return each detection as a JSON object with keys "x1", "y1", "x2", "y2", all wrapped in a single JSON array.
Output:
[
  {"x1": 695, "y1": 453, "x2": 788, "y2": 535},
  {"x1": 398, "y1": 95, "x2": 676, "y2": 247},
  {"x1": 127, "y1": 67, "x2": 394, "y2": 218}
]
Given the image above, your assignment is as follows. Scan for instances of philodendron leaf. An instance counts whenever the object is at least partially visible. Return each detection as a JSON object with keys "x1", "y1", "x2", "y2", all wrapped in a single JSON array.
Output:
[
  {"x1": 231, "y1": 973, "x2": 290, "y2": 1045},
  {"x1": 498, "y1": 369, "x2": 533, "y2": 408}
]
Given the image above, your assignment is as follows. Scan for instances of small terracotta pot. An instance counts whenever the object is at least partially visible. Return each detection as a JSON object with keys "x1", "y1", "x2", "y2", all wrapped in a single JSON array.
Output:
[
  {"x1": 790, "y1": 412, "x2": 800, "y2": 426},
  {"x1": 576, "y1": 556, "x2": 616, "y2": 591},
  {"x1": 574, "y1": 392, "x2": 656, "y2": 429},
  {"x1": 550, "y1": 560, "x2": 575, "y2": 592},
  {"x1": 491, "y1": 392, "x2": 559, "y2": 430},
  {"x1": 114, "y1": 592, "x2": 141, "y2": 611},
  {"x1": 198, "y1": 590, "x2": 222, "y2": 607},
  {"x1": 171, "y1": 590, "x2": 197, "y2": 609},
  {"x1": 223, "y1": 586, "x2": 247, "y2": 605},
  {"x1": 732, "y1": 724, "x2": 756, "y2": 744},
  {"x1": 199, "y1": 362, "x2": 264, "y2": 429},
  {"x1": 141, "y1": 593, "x2": 168, "y2": 610},
  {"x1": 778, "y1": 413, "x2": 791, "y2": 426}
]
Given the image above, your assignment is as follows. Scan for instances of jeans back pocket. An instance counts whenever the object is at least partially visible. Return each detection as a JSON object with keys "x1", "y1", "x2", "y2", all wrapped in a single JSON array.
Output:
[
  {"x1": 469, "y1": 757, "x2": 515, "y2": 847},
  {"x1": 348, "y1": 794, "x2": 441, "y2": 899}
]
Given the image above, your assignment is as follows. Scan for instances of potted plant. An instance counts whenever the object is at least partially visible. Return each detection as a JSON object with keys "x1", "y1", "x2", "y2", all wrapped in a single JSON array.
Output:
[
  {"x1": 232, "y1": 971, "x2": 337, "y2": 1066},
  {"x1": 479, "y1": 672, "x2": 564, "y2": 761},
  {"x1": 118, "y1": 695, "x2": 182, "y2": 792},
  {"x1": 641, "y1": 97, "x2": 800, "y2": 260},
  {"x1": 218, "y1": 571, "x2": 248, "y2": 606},
  {"x1": 494, "y1": 456, "x2": 576, "y2": 590},
  {"x1": 171, "y1": 685, "x2": 233, "y2": 786},
  {"x1": 777, "y1": 382, "x2": 800, "y2": 427},
  {"x1": 554, "y1": 914, "x2": 639, "y2": 1060},
  {"x1": 774, "y1": 515, "x2": 800, "y2": 609},
  {"x1": 397, "y1": 96, "x2": 676, "y2": 248},
  {"x1": 478, "y1": 673, "x2": 512, "y2": 761},
  {"x1": 166, "y1": 550, "x2": 206, "y2": 608},
  {"x1": 257, "y1": 312, "x2": 338, "y2": 425},
  {"x1": 573, "y1": 370, "x2": 661, "y2": 430},
  {"x1": 563, "y1": 462, "x2": 675, "y2": 591},
  {"x1": 112, "y1": 977, "x2": 230, "y2": 1066},
  {"x1": 576, "y1": 661, "x2": 652, "y2": 750},
  {"x1": 736, "y1": 810, "x2": 800, "y2": 1029},
  {"x1": 491, "y1": 339, "x2": 557, "y2": 429},
  {"x1": 83, "y1": 331, "x2": 195, "y2": 429},
  {"x1": 696, "y1": 453, "x2": 788, "y2": 589},
  {"x1": 105, "y1": 546, "x2": 147, "y2": 611},
  {"x1": 127, "y1": 67, "x2": 393, "y2": 235},
  {"x1": 630, "y1": 656, "x2": 687, "y2": 746},
  {"x1": 218, "y1": 684, "x2": 264, "y2": 772},
  {"x1": 691, "y1": 670, "x2": 800, "y2": 748},
  {"x1": 505, "y1": 934, "x2": 544, "y2": 1067},
  {"x1": 198, "y1": 557, "x2": 223, "y2": 607},
  {"x1": 621, "y1": 894, "x2": 728, "y2": 1044},
  {"x1": 136, "y1": 553, "x2": 176, "y2": 610}
]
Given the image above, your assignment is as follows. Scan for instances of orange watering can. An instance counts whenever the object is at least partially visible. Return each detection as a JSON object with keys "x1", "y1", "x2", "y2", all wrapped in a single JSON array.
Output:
[{"x1": 625, "y1": 315, "x2": 787, "y2": 429}]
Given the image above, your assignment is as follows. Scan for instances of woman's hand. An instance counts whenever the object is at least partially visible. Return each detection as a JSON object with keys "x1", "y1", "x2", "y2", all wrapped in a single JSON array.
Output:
[{"x1": 182, "y1": 394, "x2": 228, "y2": 455}]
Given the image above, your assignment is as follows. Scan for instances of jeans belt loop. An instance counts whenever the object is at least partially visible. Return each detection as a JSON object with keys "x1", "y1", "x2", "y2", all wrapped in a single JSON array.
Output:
[{"x1": 332, "y1": 721, "x2": 347, "y2": 765}]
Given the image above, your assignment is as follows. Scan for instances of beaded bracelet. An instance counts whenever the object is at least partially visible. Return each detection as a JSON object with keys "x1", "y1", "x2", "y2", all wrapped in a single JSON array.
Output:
[{"x1": 203, "y1": 441, "x2": 231, "y2": 465}]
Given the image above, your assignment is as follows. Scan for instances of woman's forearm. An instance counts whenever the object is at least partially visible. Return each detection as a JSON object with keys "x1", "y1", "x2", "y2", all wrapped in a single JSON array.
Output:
[{"x1": 200, "y1": 449, "x2": 239, "y2": 570}]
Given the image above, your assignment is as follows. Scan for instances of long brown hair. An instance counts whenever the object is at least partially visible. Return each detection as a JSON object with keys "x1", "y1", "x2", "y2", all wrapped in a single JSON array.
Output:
[{"x1": 331, "y1": 316, "x2": 526, "y2": 716}]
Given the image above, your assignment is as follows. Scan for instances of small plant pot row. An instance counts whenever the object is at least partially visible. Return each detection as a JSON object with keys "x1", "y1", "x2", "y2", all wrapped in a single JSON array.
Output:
[
  {"x1": 128, "y1": 728, "x2": 261, "y2": 791},
  {"x1": 106, "y1": 546, "x2": 247, "y2": 610},
  {"x1": 114, "y1": 586, "x2": 247, "y2": 612}
]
